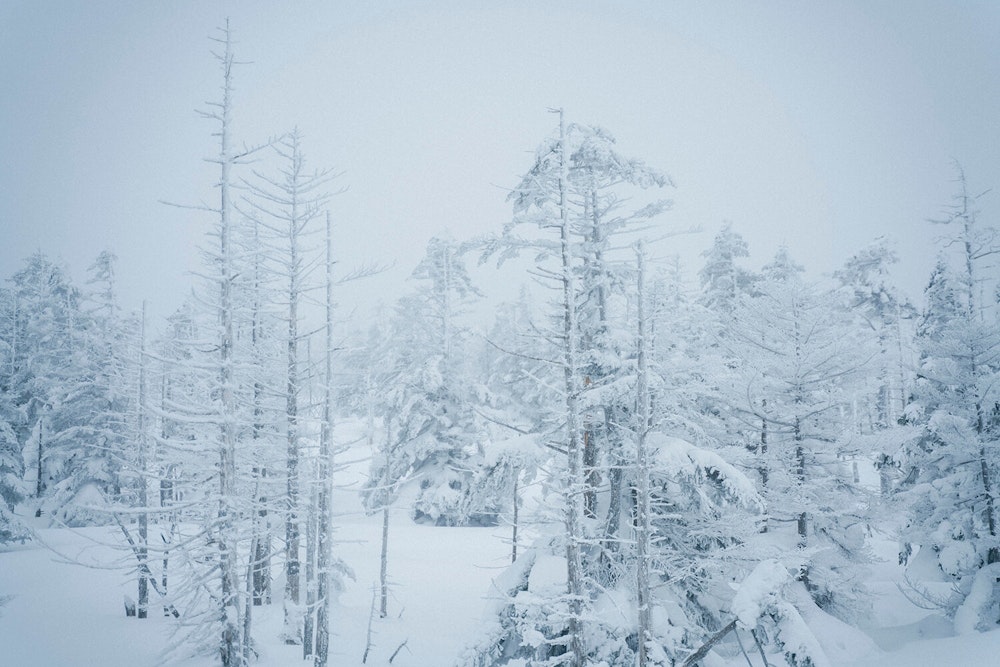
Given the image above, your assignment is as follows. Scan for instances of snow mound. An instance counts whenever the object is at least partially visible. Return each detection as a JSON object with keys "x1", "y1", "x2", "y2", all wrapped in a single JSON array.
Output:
[{"x1": 732, "y1": 558, "x2": 789, "y2": 627}]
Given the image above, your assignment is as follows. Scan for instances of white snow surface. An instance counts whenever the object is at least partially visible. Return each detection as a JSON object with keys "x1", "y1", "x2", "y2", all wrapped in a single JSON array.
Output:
[
  {"x1": 4, "y1": 424, "x2": 1000, "y2": 666},
  {"x1": 0, "y1": 422, "x2": 512, "y2": 667},
  {"x1": 774, "y1": 600, "x2": 832, "y2": 667}
]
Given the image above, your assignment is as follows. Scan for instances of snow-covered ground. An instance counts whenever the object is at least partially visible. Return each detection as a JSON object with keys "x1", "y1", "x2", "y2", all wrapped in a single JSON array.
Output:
[
  {"x1": 0, "y1": 430, "x2": 516, "y2": 667},
  {"x1": 2, "y1": 435, "x2": 1000, "y2": 667},
  {"x1": 0, "y1": 519, "x2": 511, "y2": 667},
  {"x1": 4, "y1": 516, "x2": 1000, "y2": 666}
]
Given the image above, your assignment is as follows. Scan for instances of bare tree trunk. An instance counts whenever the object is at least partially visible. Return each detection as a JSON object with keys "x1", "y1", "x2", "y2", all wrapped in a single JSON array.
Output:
[
  {"x1": 35, "y1": 415, "x2": 44, "y2": 503},
  {"x1": 601, "y1": 455, "x2": 623, "y2": 566},
  {"x1": 215, "y1": 23, "x2": 243, "y2": 665},
  {"x1": 555, "y1": 108, "x2": 585, "y2": 667},
  {"x1": 9, "y1": 296, "x2": 16, "y2": 385},
  {"x1": 876, "y1": 328, "x2": 891, "y2": 428},
  {"x1": 242, "y1": 537, "x2": 256, "y2": 665},
  {"x1": 759, "y1": 399, "x2": 769, "y2": 533},
  {"x1": 373, "y1": 392, "x2": 391, "y2": 621},
  {"x1": 283, "y1": 147, "x2": 303, "y2": 647},
  {"x1": 977, "y1": 409, "x2": 999, "y2": 564},
  {"x1": 379, "y1": 503, "x2": 390, "y2": 618},
  {"x1": 795, "y1": 417, "x2": 807, "y2": 546},
  {"x1": 634, "y1": 242, "x2": 652, "y2": 667},
  {"x1": 582, "y1": 197, "x2": 607, "y2": 521},
  {"x1": 895, "y1": 303, "x2": 908, "y2": 416},
  {"x1": 252, "y1": 468, "x2": 271, "y2": 606},
  {"x1": 583, "y1": 425, "x2": 597, "y2": 519},
  {"x1": 303, "y1": 468, "x2": 317, "y2": 658},
  {"x1": 159, "y1": 375, "x2": 174, "y2": 617},
  {"x1": 511, "y1": 473, "x2": 519, "y2": 564},
  {"x1": 250, "y1": 215, "x2": 271, "y2": 608},
  {"x1": 314, "y1": 210, "x2": 335, "y2": 667},
  {"x1": 791, "y1": 297, "x2": 808, "y2": 551},
  {"x1": 137, "y1": 301, "x2": 149, "y2": 619}
]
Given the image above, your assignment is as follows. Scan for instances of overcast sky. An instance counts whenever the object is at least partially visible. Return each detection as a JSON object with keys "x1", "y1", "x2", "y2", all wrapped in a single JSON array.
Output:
[{"x1": 2, "y1": 1, "x2": 999, "y2": 324}]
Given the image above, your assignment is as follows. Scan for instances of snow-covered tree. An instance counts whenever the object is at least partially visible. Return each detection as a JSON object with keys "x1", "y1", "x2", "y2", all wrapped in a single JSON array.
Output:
[
  {"x1": 835, "y1": 238, "x2": 916, "y2": 434},
  {"x1": 158, "y1": 23, "x2": 271, "y2": 665},
  {"x1": 698, "y1": 222, "x2": 756, "y2": 315},
  {"x1": 723, "y1": 248, "x2": 874, "y2": 618},
  {"x1": 900, "y1": 170, "x2": 1000, "y2": 627},
  {"x1": 362, "y1": 236, "x2": 487, "y2": 529},
  {"x1": 6, "y1": 253, "x2": 84, "y2": 514},
  {"x1": 0, "y1": 285, "x2": 28, "y2": 543},
  {"x1": 244, "y1": 127, "x2": 335, "y2": 645},
  {"x1": 465, "y1": 119, "x2": 765, "y2": 665}
]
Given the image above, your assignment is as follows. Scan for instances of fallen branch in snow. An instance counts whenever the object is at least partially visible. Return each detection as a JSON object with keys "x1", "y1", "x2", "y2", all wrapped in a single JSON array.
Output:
[{"x1": 681, "y1": 618, "x2": 737, "y2": 667}]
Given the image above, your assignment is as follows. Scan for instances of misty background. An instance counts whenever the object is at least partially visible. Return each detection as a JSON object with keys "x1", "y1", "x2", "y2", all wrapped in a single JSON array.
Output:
[{"x1": 2, "y1": 0, "x2": 998, "y2": 324}]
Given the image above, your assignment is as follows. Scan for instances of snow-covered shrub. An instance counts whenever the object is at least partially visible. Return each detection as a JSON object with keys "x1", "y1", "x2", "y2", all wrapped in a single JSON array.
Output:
[{"x1": 731, "y1": 560, "x2": 830, "y2": 667}]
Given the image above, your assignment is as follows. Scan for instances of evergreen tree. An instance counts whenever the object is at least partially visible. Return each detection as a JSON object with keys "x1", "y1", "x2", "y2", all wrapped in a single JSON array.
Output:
[
  {"x1": 362, "y1": 241, "x2": 486, "y2": 527},
  {"x1": 0, "y1": 285, "x2": 27, "y2": 543},
  {"x1": 900, "y1": 172, "x2": 1000, "y2": 627},
  {"x1": 7, "y1": 253, "x2": 81, "y2": 514},
  {"x1": 698, "y1": 221, "x2": 756, "y2": 314},
  {"x1": 724, "y1": 248, "x2": 873, "y2": 619},
  {"x1": 835, "y1": 238, "x2": 915, "y2": 434}
]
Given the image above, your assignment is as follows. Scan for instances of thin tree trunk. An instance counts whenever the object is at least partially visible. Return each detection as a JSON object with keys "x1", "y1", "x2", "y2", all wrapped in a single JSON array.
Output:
[
  {"x1": 250, "y1": 214, "x2": 271, "y2": 608},
  {"x1": 283, "y1": 141, "x2": 303, "y2": 645},
  {"x1": 977, "y1": 409, "x2": 999, "y2": 564},
  {"x1": 601, "y1": 455, "x2": 624, "y2": 566},
  {"x1": 216, "y1": 23, "x2": 242, "y2": 664},
  {"x1": 314, "y1": 210, "x2": 335, "y2": 667},
  {"x1": 555, "y1": 108, "x2": 585, "y2": 667},
  {"x1": 635, "y1": 242, "x2": 652, "y2": 667},
  {"x1": 379, "y1": 423, "x2": 391, "y2": 619},
  {"x1": 895, "y1": 303, "x2": 908, "y2": 417},
  {"x1": 791, "y1": 295, "x2": 808, "y2": 550},
  {"x1": 583, "y1": 425, "x2": 598, "y2": 519},
  {"x1": 160, "y1": 375, "x2": 174, "y2": 617},
  {"x1": 303, "y1": 469, "x2": 317, "y2": 658},
  {"x1": 137, "y1": 301, "x2": 149, "y2": 619},
  {"x1": 379, "y1": 504, "x2": 390, "y2": 618},
  {"x1": 9, "y1": 296, "x2": 17, "y2": 384},
  {"x1": 243, "y1": 537, "x2": 256, "y2": 665},
  {"x1": 36, "y1": 415, "x2": 44, "y2": 502},
  {"x1": 759, "y1": 398, "x2": 769, "y2": 533},
  {"x1": 511, "y1": 473, "x2": 519, "y2": 564},
  {"x1": 252, "y1": 465, "x2": 271, "y2": 606},
  {"x1": 795, "y1": 416, "x2": 807, "y2": 546}
]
